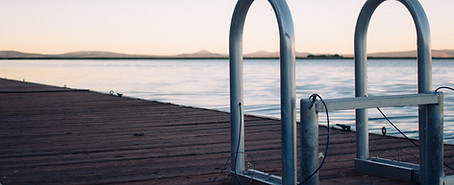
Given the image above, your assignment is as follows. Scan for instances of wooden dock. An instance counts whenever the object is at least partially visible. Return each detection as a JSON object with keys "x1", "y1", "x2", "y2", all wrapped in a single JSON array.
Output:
[{"x1": 1, "y1": 78, "x2": 454, "y2": 185}]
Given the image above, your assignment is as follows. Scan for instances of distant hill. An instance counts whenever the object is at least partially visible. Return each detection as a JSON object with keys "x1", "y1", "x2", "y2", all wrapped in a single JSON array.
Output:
[
  {"x1": 432, "y1": 50, "x2": 454, "y2": 58},
  {"x1": 0, "y1": 50, "x2": 158, "y2": 59},
  {"x1": 55, "y1": 51, "x2": 157, "y2": 58},
  {"x1": 344, "y1": 49, "x2": 454, "y2": 58},
  {"x1": 1, "y1": 49, "x2": 454, "y2": 59},
  {"x1": 176, "y1": 50, "x2": 227, "y2": 58},
  {"x1": 0, "y1": 50, "x2": 220, "y2": 59},
  {"x1": 0, "y1": 51, "x2": 49, "y2": 58},
  {"x1": 243, "y1": 51, "x2": 311, "y2": 58}
]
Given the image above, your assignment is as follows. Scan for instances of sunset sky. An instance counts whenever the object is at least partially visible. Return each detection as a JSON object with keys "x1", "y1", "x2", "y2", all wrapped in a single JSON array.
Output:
[{"x1": 0, "y1": 0, "x2": 453, "y2": 55}]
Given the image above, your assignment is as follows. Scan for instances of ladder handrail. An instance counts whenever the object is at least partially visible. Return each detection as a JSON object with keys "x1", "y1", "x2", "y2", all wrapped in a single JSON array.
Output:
[
  {"x1": 354, "y1": 0, "x2": 432, "y2": 160},
  {"x1": 310, "y1": 93, "x2": 441, "y2": 112},
  {"x1": 229, "y1": 0, "x2": 296, "y2": 184},
  {"x1": 354, "y1": 0, "x2": 441, "y2": 184}
]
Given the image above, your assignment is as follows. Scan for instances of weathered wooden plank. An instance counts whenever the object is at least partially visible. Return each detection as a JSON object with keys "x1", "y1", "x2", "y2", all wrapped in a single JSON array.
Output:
[{"x1": 1, "y1": 78, "x2": 454, "y2": 185}]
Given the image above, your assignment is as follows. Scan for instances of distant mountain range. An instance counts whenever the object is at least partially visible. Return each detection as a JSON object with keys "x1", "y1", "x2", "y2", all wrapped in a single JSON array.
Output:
[
  {"x1": 1, "y1": 49, "x2": 454, "y2": 59},
  {"x1": 0, "y1": 50, "x2": 159, "y2": 59},
  {"x1": 343, "y1": 49, "x2": 454, "y2": 58}
]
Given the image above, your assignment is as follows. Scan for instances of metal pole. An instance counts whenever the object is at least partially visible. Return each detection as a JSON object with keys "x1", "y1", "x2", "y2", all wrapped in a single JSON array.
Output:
[
  {"x1": 398, "y1": 0, "x2": 432, "y2": 93},
  {"x1": 229, "y1": 0, "x2": 296, "y2": 184},
  {"x1": 229, "y1": 0, "x2": 254, "y2": 176},
  {"x1": 267, "y1": 0, "x2": 297, "y2": 184},
  {"x1": 354, "y1": 0, "x2": 384, "y2": 160},
  {"x1": 422, "y1": 93, "x2": 444, "y2": 185},
  {"x1": 300, "y1": 99, "x2": 319, "y2": 185},
  {"x1": 398, "y1": 0, "x2": 434, "y2": 183}
]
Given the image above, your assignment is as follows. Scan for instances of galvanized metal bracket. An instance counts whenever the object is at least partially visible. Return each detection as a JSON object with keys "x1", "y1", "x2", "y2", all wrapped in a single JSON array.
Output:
[
  {"x1": 355, "y1": 157, "x2": 420, "y2": 182},
  {"x1": 234, "y1": 169, "x2": 283, "y2": 185}
]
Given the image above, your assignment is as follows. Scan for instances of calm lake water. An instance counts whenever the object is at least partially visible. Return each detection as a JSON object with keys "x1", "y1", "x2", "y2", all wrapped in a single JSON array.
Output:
[{"x1": 2, "y1": 58, "x2": 454, "y2": 143}]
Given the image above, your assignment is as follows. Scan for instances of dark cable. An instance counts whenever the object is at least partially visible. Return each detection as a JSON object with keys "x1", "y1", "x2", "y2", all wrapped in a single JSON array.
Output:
[
  {"x1": 245, "y1": 152, "x2": 256, "y2": 182},
  {"x1": 233, "y1": 102, "x2": 244, "y2": 185},
  {"x1": 221, "y1": 156, "x2": 230, "y2": 174},
  {"x1": 234, "y1": 103, "x2": 256, "y2": 184},
  {"x1": 299, "y1": 94, "x2": 330, "y2": 184},
  {"x1": 376, "y1": 107, "x2": 419, "y2": 148},
  {"x1": 221, "y1": 152, "x2": 256, "y2": 182},
  {"x1": 435, "y1": 86, "x2": 454, "y2": 93},
  {"x1": 376, "y1": 106, "x2": 454, "y2": 171}
]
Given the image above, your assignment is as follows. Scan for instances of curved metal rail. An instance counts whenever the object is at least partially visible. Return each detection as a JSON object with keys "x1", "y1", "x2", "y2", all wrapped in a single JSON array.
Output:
[
  {"x1": 229, "y1": 0, "x2": 296, "y2": 184},
  {"x1": 353, "y1": 0, "x2": 442, "y2": 184},
  {"x1": 354, "y1": 0, "x2": 432, "y2": 161}
]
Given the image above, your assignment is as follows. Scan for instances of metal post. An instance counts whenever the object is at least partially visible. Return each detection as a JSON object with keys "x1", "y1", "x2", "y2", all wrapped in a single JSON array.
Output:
[
  {"x1": 229, "y1": 0, "x2": 253, "y2": 176},
  {"x1": 398, "y1": 0, "x2": 435, "y2": 183},
  {"x1": 354, "y1": 0, "x2": 435, "y2": 183},
  {"x1": 354, "y1": 0, "x2": 384, "y2": 160},
  {"x1": 421, "y1": 92, "x2": 444, "y2": 184},
  {"x1": 398, "y1": 0, "x2": 432, "y2": 93},
  {"x1": 354, "y1": 0, "x2": 432, "y2": 161},
  {"x1": 229, "y1": 0, "x2": 296, "y2": 184},
  {"x1": 399, "y1": 1, "x2": 434, "y2": 184},
  {"x1": 268, "y1": 1, "x2": 297, "y2": 184},
  {"x1": 300, "y1": 99, "x2": 319, "y2": 185}
]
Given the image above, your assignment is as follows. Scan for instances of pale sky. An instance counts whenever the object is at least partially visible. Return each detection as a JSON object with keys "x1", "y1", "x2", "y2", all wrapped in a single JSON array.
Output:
[{"x1": 0, "y1": 0, "x2": 453, "y2": 55}]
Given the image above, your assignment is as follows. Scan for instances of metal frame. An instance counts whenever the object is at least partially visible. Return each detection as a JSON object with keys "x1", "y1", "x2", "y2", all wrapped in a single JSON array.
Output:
[
  {"x1": 230, "y1": 0, "x2": 445, "y2": 184},
  {"x1": 354, "y1": 0, "x2": 432, "y2": 162},
  {"x1": 229, "y1": 0, "x2": 296, "y2": 184},
  {"x1": 300, "y1": 93, "x2": 444, "y2": 184},
  {"x1": 352, "y1": 0, "x2": 443, "y2": 184}
]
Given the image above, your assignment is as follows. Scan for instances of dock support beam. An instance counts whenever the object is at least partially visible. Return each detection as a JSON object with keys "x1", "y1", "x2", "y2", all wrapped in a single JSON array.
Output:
[{"x1": 229, "y1": 0, "x2": 296, "y2": 184}]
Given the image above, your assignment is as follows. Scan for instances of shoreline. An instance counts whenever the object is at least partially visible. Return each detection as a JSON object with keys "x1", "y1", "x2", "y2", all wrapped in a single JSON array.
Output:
[{"x1": 2, "y1": 56, "x2": 454, "y2": 60}]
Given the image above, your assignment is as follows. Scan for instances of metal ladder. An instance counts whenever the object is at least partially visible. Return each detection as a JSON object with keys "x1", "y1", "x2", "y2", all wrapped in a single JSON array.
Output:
[
  {"x1": 229, "y1": 0, "x2": 296, "y2": 185},
  {"x1": 301, "y1": 0, "x2": 447, "y2": 184},
  {"x1": 230, "y1": 0, "x2": 449, "y2": 184}
]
